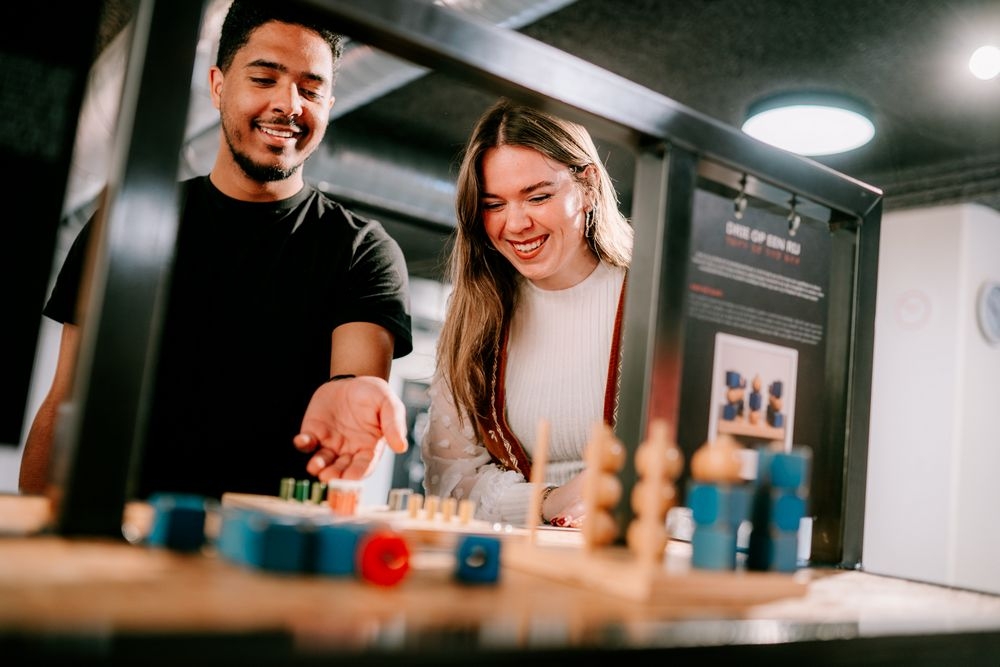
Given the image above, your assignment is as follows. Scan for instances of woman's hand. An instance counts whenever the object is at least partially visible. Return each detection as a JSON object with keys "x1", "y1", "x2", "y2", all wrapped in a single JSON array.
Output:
[{"x1": 543, "y1": 471, "x2": 587, "y2": 528}]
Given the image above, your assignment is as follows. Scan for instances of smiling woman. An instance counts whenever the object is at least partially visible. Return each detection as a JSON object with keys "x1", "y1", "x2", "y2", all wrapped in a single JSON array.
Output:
[
  {"x1": 479, "y1": 144, "x2": 597, "y2": 290},
  {"x1": 420, "y1": 99, "x2": 633, "y2": 528}
]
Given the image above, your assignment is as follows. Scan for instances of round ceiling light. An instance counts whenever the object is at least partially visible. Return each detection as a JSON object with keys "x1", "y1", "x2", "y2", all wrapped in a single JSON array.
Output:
[
  {"x1": 741, "y1": 92, "x2": 875, "y2": 157},
  {"x1": 969, "y1": 45, "x2": 1000, "y2": 80}
]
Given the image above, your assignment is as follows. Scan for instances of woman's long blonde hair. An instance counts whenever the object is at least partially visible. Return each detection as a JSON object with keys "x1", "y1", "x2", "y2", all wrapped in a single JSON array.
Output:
[{"x1": 436, "y1": 99, "x2": 633, "y2": 427}]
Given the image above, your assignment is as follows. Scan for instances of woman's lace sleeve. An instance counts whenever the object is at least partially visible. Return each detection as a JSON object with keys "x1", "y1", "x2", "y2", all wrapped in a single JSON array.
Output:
[{"x1": 420, "y1": 373, "x2": 529, "y2": 523}]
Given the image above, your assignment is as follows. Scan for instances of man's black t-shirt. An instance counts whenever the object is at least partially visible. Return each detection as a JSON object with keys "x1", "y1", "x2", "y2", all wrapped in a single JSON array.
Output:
[{"x1": 45, "y1": 176, "x2": 412, "y2": 499}]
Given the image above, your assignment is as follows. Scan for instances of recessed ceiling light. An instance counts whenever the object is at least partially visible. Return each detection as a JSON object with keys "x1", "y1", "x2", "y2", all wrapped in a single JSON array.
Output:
[
  {"x1": 741, "y1": 92, "x2": 875, "y2": 157},
  {"x1": 969, "y1": 45, "x2": 1000, "y2": 80}
]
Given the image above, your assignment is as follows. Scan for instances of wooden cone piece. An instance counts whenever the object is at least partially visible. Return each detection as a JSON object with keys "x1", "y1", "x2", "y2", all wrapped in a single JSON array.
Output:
[{"x1": 690, "y1": 433, "x2": 744, "y2": 483}]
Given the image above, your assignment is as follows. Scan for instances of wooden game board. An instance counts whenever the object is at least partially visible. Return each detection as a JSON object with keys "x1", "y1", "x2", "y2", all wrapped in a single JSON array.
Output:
[
  {"x1": 501, "y1": 418, "x2": 810, "y2": 605},
  {"x1": 502, "y1": 538, "x2": 810, "y2": 604},
  {"x1": 219, "y1": 411, "x2": 811, "y2": 608},
  {"x1": 220, "y1": 491, "x2": 530, "y2": 549}
]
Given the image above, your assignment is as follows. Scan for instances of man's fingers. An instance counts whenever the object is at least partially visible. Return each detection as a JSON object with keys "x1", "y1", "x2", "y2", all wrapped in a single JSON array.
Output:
[
  {"x1": 306, "y1": 451, "x2": 329, "y2": 477},
  {"x1": 293, "y1": 432, "x2": 319, "y2": 453},
  {"x1": 378, "y1": 400, "x2": 409, "y2": 454},
  {"x1": 384, "y1": 429, "x2": 408, "y2": 454},
  {"x1": 341, "y1": 449, "x2": 376, "y2": 480},
  {"x1": 316, "y1": 457, "x2": 347, "y2": 483}
]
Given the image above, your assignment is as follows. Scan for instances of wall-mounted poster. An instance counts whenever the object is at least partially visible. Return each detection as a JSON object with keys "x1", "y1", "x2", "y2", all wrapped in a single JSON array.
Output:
[{"x1": 674, "y1": 185, "x2": 831, "y2": 488}]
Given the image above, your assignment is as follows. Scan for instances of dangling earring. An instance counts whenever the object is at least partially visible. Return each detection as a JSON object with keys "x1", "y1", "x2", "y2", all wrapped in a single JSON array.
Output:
[{"x1": 585, "y1": 209, "x2": 595, "y2": 237}]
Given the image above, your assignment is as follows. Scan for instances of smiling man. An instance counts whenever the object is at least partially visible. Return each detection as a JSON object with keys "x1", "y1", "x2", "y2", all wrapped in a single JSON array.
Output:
[
  {"x1": 20, "y1": 0, "x2": 413, "y2": 500},
  {"x1": 211, "y1": 2, "x2": 335, "y2": 197}
]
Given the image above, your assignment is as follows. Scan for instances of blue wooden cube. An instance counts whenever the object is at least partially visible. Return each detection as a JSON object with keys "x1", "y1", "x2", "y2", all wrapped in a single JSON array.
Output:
[
  {"x1": 770, "y1": 448, "x2": 812, "y2": 490},
  {"x1": 314, "y1": 523, "x2": 369, "y2": 576},
  {"x1": 256, "y1": 519, "x2": 315, "y2": 573},
  {"x1": 691, "y1": 525, "x2": 739, "y2": 570},
  {"x1": 217, "y1": 508, "x2": 314, "y2": 573},
  {"x1": 748, "y1": 527, "x2": 799, "y2": 573},
  {"x1": 771, "y1": 491, "x2": 806, "y2": 532},
  {"x1": 147, "y1": 493, "x2": 209, "y2": 553},
  {"x1": 687, "y1": 482, "x2": 752, "y2": 528},
  {"x1": 454, "y1": 535, "x2": 501, "y2": 584},
  {"x1": 217, "y1": 506, "x2": 260, "y2": 566}
]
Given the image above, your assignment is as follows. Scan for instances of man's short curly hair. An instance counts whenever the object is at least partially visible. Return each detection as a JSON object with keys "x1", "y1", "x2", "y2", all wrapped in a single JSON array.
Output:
[{"x1": 216, "y1": 0, "x2": 346, "y2": 78}]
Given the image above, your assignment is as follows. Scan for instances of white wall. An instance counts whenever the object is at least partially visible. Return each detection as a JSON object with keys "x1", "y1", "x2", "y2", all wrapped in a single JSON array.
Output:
[{"x1": 864, "y1": 202, "x2": 1000, "y2": 594}]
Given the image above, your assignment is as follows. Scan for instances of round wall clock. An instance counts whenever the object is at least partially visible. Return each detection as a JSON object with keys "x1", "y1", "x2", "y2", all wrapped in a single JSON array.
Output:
[{"x1": 977, "y1": 281, "x2": 1000, "y2": 345}]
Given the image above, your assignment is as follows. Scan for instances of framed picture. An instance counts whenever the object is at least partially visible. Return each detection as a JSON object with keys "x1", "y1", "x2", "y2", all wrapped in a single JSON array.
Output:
[{"x1": 707, "y1": 332, "x2": 798, "y2": 453}]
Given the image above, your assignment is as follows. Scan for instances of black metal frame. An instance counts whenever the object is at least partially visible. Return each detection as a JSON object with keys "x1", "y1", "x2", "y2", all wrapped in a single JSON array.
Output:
[
  {"x1": 52, "y1": 0, "x2": 206, "y2": 535},
  {"x1": 52, "y1": 0, "x2": 881, "y2": 567}
]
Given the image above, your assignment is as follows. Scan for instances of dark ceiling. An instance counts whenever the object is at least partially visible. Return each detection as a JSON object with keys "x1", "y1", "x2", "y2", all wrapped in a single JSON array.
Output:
[
  {"x1": 91, "y1": 0, "x2": 1000, "y2": 280},
  {"x1": 332, "y1": 0, "x2": 1000, "y2": 278},
  {"x1": 346, "y1": 0, "x2": 1000, "y2": 198}
]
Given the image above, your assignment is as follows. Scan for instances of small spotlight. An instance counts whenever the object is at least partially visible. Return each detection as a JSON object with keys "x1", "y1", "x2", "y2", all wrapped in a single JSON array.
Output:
[{"x1": 742, "y1": 92, "x2": 875, "y2": 157}]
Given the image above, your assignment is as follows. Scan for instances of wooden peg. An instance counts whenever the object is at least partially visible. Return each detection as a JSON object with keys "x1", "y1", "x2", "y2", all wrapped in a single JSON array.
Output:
[{"x1": 527, "y1": 418, "x2": 551, "y2": 543}]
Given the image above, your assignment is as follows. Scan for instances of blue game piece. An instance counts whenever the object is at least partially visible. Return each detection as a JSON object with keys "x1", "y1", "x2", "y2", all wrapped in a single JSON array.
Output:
[
  {"x1": 771, "y1": 490, "x2": 806, "y2": 531},
  {"x1": 755, "y1": 446, "x2": 776, "y2": 485},
  {"x1": 216, "y1": 506, "x2": 261, "y2": 565},
  {"x1": 257, "y1": 519, "x2": 315, "y2": 572},
  {"x1": 687, "y1": 482, "x2": 752, "y2": 528},
  {"x1": 770, "y1": 449, "x2": 811, "y2": 490},
  {"x1": 147, "y1": 493, "x2": 210, "y2": 553},
  {"x1": 691, "y1": 525, "x2": 739, "y2": 570},
  {"x1": 770, "y1": 530, "x2": 800, "y2": 572},
  {"x1": 315, "y1": 522, "x2": 370, "y2": 576},
  {"x1": 454, "y1": 535, "x2": 501, "y2": 584},
  {"x1": 216, "y1": 508, "x2": 315, "y2": 573}
]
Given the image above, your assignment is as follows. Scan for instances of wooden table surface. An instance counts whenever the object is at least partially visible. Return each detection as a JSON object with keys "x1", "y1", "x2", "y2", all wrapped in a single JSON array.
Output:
[{"x1": 3, "y1": 493, "x2": 1000, "y2": 665}]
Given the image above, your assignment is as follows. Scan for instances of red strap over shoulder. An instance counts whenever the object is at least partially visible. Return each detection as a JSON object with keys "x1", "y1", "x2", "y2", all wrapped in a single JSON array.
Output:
[{"x1": 476, "y1": 274, "x2": 628, "y2": 478}]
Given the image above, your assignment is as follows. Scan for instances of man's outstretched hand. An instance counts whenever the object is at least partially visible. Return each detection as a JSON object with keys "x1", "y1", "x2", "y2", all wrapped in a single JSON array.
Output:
[{"x1": 293, "y1": 376, "x2": 408, "y2": 482}]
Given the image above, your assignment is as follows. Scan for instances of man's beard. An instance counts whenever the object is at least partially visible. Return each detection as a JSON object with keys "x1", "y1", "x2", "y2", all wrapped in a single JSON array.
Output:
[
  {"x1": 235, "y1": 150, "x2": 299, "y2": 182},
  {"x1": 224, "y1": 128, "x2": 302, "y2": 183}
]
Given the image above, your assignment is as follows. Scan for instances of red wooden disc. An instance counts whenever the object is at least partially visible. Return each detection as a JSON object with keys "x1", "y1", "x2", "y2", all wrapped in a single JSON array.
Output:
[{"x1": 357, "y1": 531, "x2": 410, "y2": 586}]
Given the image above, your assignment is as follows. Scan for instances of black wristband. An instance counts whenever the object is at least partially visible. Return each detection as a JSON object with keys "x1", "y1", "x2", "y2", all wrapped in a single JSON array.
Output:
[
  {"x1": 540, "y1": 485, "x2": 557, "y2": 524},
  {"x1": 328, "y1": 374, "x2": 357, "y2": 382}
]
